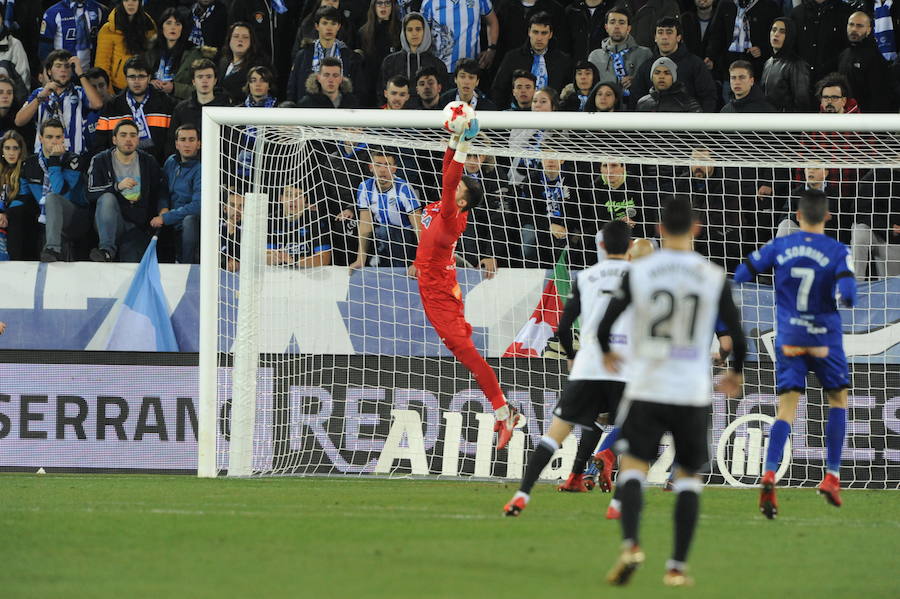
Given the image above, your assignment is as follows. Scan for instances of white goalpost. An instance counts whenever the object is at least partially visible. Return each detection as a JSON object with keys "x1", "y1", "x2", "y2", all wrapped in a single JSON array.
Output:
[{"x1": 197, "y1": 108, "x2": 900, "y2": 489}]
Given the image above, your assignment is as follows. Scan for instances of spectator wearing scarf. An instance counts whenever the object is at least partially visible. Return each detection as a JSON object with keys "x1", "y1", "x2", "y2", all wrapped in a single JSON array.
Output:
[
  {"x1": 490, "y1": 12, "x2": 573, "y2": 108},
  {"x1": 705, "y1": 0, "x2": 780, "y2": 82},
  {"x1": 94, "y1": 56, "x2": 175, "y2": 165},
  {"x1": 560, "y1": 60, "x2": 601, "y2": 111},
  {"x1": 286, "y1": 7, "x2": 361, "y2": 102},
  {"x1": 188, "y1": 0, "x2": 228, "y2": 50},
  {"x1": 588, "y1": 7, "x2": 652, "y2": 99}
]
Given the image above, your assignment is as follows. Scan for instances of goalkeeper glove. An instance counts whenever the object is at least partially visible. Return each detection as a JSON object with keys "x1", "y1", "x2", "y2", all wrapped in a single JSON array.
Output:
[{"x1": 461, "y1": 118, "x2": 479, "y2": 142}]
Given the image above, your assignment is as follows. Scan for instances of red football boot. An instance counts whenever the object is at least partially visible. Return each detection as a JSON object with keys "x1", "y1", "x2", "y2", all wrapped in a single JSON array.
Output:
[
  {"x1": 504, "y1": 495, "x2": 527, "y2": 517},
  {"x1": 593, "y1": 449, "x2": 617, "y2": 493},
  {"x1": 494, "y1": 404, "x2": 524, "y2": 451},
  {"x1": 759, "y1": 470, "x2": 778, "y2": 519},
  {"x1": 557, "y1": 473, "x2": 592, "y2": 492},
  {"x1": 817, "y1": 473, "x2": 842, "y2": 507}
]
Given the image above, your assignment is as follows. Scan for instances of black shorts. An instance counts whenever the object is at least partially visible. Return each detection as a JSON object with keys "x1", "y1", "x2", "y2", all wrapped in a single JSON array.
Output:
[
  {"x1": 553, "y1": 380, "x2": 626, "y2": 430},
  {"x1": 617, "y1": 399, "x2": 710, "y2": 473}
]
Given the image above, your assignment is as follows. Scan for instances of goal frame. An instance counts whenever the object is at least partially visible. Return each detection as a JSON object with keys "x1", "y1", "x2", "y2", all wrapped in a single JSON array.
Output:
[{"x1": 197, "y1": 108, "x2": 900, "y2": 478}]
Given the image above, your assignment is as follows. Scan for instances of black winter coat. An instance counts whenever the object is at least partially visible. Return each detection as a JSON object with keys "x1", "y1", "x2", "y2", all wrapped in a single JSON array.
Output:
[
  {"x1": 838, "y1": 36, "x2": 899, "y2": 113},
  {"x1": 704, "y1": 0, "x2": 781, "y2": 80},
  {"x1": 631, "y1": 44, "x2": 718, "y2": 111},
  {"x1": 636, "y1": 81, "x2": 704, "y2": 112},
  {"x1": 720, "y1": 83, "x2": 776, "y2": 111},
  {"x1": 490, "y1": 45, "x2": 574, "y2": 106},
  {"x1": 790, "y1": 0, "x2": 853, "y2": 81},
  {"x1": 760, "y1": 17, "x2": 812, "y2": 112}
]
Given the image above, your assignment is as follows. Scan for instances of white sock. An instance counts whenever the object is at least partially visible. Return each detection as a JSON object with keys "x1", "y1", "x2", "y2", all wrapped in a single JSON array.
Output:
[
  {"x1": 513, "y1": 490, "x2": 529, "y2": 504},
  {"x1": 609, "y1": 498, "x2": 622, "y2": 511},
  {"x1": 494, "y1": 405, "x2": 510, "y2": 421}
]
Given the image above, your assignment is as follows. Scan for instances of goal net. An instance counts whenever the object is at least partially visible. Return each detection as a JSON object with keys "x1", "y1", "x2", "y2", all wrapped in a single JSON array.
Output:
[{"x1": 198, "y1": 109, "x2": 900, "y2": 490}]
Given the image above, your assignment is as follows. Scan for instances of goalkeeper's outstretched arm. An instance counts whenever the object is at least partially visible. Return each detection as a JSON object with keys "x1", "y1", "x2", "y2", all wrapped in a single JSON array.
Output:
[{"x1": 440, "y1": 118, "x2": 478, "y2": 217}]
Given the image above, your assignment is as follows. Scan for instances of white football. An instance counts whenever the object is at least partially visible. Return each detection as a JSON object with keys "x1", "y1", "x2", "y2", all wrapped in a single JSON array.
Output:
[{"x1": 443, "y1": 101, "x2": 475, "y2": 134}]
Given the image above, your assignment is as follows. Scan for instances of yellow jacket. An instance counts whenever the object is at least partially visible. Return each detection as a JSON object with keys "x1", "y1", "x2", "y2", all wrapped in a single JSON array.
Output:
[{"x1": 95, "y1": 8, "x2": 157, "y2": 91}]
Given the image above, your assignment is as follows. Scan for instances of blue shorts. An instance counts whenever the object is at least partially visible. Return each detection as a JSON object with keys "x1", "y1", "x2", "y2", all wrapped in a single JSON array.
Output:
[{"x1": 775, "y1": 342, "x2": 849, "y2": 394}]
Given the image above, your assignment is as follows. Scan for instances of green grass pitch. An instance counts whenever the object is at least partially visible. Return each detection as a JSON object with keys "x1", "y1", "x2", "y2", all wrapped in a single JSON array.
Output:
[{"x1": 3, "y1": 474, "x2": 897, "y2": 599}]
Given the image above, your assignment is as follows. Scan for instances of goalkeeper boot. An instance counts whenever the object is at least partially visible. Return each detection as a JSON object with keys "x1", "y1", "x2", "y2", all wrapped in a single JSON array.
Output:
[
  {"x1": 494, "y1": 404, "x2": 524, "y2": 451},
  {"x1": 759, "y1": 470, "x2": 778, "y2": 520},
  {"x1": 593, "y1": 449, "x2": 616, "y2": 493},
  {"x1": 663, "y1": 569, "x2": 694, "y2": 587},
  {"x1": 606, "y1": 544, "x2": 645, "y2": 586},
  {"x1": 557, "y1": 473, "x2": 592, "y2": 492},
  {"x1": 817, "y1": 473, "x2": 842, "y2": 507},
  {"x1": 504, "y1": 494, "x2": 527, "y2": 517}
]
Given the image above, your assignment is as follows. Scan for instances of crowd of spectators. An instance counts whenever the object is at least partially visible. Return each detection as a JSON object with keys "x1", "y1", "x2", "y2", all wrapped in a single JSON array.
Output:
[{"x1": 0, "y1": 0, "x2": 897, "y2": 280}]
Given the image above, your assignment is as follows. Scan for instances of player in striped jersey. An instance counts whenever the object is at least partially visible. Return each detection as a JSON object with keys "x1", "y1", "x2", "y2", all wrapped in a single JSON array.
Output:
[
  {"x1": 421, "y1": 0, "x2": 499, "y2": 72},
  {"x1": 599, "y1": 197, "x2": 746, "y2": 587},
  {"x1": 504, "y1": 220, "x2": 637, "y2": 516},
  {"x1": 350, "y1": 147, "x2": 422, "y2": 270},
  {"x1": 734, "y1": 189, "x2": 857, "y2": 518}
]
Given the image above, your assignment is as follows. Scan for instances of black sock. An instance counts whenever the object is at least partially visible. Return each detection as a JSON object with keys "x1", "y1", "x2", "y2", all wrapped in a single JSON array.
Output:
[
  {"x1": 672, "y1": 483, "x2": 701, "y2": 564},
  {"x1": 520, "y1": 437, "x2": 559, "y2": 495},
  {"x1": 619, "y1": 474, "x2": 644, "y2": 546},
  {"x1": 571, "y1": 427, "x2": 602, "y2": 475}
]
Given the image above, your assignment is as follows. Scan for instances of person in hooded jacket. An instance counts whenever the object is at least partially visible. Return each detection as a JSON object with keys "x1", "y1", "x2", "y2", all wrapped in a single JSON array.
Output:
[
  {"x1": 838, "y1": 10, "x2": 898, "y2": 113},
  {"x1": 560, "y1": 60, "x2": 601, "y2": 111},
  {"x1": 761, "y1": 16, "x2": 813, "y2": 112},
  {"x1": 721, "y1": 58, "x2": 775, "y2": 111},
  {"x1": 379, "y1": 12, "x2": 448, "y2": 102},
  {"x1": 636, "y1": 56, "x2": 703, "y2": 111},
  {"x1": 584, "y1": 79, "x2": 625, "y2": 111}
]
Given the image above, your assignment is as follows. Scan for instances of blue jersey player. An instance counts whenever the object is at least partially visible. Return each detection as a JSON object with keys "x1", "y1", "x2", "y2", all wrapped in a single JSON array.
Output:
[{"x1": 734, "y1": 190, "x2": 857, "y2": 518}]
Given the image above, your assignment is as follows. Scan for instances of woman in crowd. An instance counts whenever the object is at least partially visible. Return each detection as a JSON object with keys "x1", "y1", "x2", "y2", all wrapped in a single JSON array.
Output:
[
  {"x1": 218, "y1": 22, "x2": 273, "y2": 104},
  {"x1": 96, "y1": 0, "x2": 158, "y2": 92},
  {"x1": 146, "y1": 7, "x2": 217, "y2": 102},
  {"x1": 0, "y1": 130, "x2": 37, "y2": 260},
  {"x1": 584, "y1": 80, "x2": 625, "y2": 112},
  {"x1": 761, "y1": 16, "x2": 812, "y2": 113},
  {"x1": 357, "y1": 0, "x2": 402, "y2": 105}
]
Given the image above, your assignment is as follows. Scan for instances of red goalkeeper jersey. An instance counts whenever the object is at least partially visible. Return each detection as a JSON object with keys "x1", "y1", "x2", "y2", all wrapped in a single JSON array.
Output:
[{"x1": 414, "y1": 147, "x2": 468, "y2": 271}]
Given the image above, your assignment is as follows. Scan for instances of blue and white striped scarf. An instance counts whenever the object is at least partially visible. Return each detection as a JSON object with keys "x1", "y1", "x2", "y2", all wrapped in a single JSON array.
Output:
[
  {"x1": 2, "y1": 0, "x2": 16, "y2": 33},
  {"x1": 189, "y1": 2, "x2": 214, "y2": 47},
  {"x1": 728, "y1": 0, "x2": 758, "y2": 53},
  {"x1": 874, "y1": 0, "x2": 897, "y2": 61},
  {"x1": 609, "y1": 47, "x2": 632, "y2": 96},
  {"x1": 311, "y1": 39, "x2": 345, "y2": 74},
  {"x1": 126, "y1": 90, "x2": 151, "y2": 142},
  {"x1": 532, "y1": 51, "x2": 548, "y2": 89}
]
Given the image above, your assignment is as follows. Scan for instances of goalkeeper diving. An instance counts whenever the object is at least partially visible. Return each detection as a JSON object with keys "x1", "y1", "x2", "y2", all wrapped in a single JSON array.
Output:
[{"x1": 414, "y1": 105, "x2": 524, "y2": 450}]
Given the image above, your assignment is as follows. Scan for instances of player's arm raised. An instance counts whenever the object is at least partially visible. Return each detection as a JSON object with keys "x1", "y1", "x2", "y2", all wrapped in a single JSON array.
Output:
[
  {"x1": 440, "y1": 117, "x2": 479, "y2": 217},
  {"x1": 597, "y1": 272, "x2": 633, "y2": 373}
]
